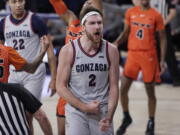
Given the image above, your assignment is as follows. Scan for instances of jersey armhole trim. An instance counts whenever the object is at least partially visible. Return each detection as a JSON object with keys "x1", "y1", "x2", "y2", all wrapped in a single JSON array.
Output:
[
  {"x1": 106, "y1": 41, "x2": 111, "y2": 66},
  {"x1": 70, "y1": 40, "x2": 76, "y2": 68},
  {"x1": 30, "y1": 13, "x2": 36, "y2": 34}
]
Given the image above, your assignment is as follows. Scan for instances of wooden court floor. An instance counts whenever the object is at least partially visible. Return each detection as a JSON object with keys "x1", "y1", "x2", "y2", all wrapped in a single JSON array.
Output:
[{"x1": 34, "y1": 81, "x2": 180, "y2": 135}]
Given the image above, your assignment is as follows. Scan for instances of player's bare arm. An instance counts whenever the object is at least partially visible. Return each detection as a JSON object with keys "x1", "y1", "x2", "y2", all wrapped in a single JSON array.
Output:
[
  {"x1": 114, "y1": 23, "x2": 130, "y2": 46},
  {"x1": 99, "y1": 43, "x2": 119, "y2": 131},
  {"x1": 47, "y1": 35, "x2": 57, "y2": 96},
  {"x1": 49, "y1": 0, "x2": 78, "y2": 25},
  {"x1": 158, "y1": 29, "x2": 167, "y2": 75},
  {"x1": 58, "y1": 9, "x2": 78, "y2": 26},
  {"x1": 21, "y1": 35, "x2": 50, "y2": 73},
  {"x1": 106, "y1": 43, "x2": 119, "y2": 121},
  {"x1": 56, "y1": 43, "x2": 100, "y2": 114},
  {"x1": 56, "y1": 43, "x2": 86, "y2": 110}
]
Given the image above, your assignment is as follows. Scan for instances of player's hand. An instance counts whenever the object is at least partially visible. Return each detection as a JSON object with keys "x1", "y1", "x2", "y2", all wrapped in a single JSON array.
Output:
[
  {"x1": 99, "y1": 118, "x2": 111, "y2": 132},
  {"x1": 40, "y1": 35, "x2": 50, "y2": 53},
  {"x1": 160, "y1": 61, "x2": 166, "y2": 75},
  {"x1": 48, "y1": 79, "x2": 56, "y2": 97},
  {"x1": 82, "y1": 101, "x2": 100, "y2": 114}
]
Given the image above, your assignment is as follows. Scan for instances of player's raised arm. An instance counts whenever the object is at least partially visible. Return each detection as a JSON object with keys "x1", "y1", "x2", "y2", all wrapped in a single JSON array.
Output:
[{"x1": 49, "y1": 0, "x2": 78, "y2": 25}]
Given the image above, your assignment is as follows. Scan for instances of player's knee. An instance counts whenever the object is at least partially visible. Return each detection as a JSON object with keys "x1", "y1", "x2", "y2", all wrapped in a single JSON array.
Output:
[
  {"x1": 148, "y1": 95, "x2": 156, "y2": 102},
  {"x1": 147, "y1": 91, "x2": 156, "y2": 101},
  {"x1": 120, "y1": 89, "x2": 128, "y2": 96},
  {"x1": 34, "y1": 109, "x2": 48, "y2": 121},
  {"x1": 120, "y1": 80, "x2": 132, "y2": 96}
]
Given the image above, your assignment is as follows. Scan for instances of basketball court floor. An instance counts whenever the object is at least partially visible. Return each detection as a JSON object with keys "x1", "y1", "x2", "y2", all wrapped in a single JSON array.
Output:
[{"x1": 33, "y1": 77, "x2": 180, "y2": 135}]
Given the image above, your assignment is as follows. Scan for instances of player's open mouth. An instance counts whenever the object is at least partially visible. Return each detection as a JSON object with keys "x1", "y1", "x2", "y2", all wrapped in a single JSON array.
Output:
[{"x1": 94, "y1": 32, "x2": 100, "y2": 36}]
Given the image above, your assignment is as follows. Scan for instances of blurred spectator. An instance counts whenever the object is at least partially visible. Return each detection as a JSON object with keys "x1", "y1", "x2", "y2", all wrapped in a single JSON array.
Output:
[
  {"x1": 0, "y1": 0, "x2": 5, "y2": 11},
  {"x1": 171, "y1": 0, "x2": 180, "y2": 36},
  {"x1": 171, "y1": 4, "x2": 180, "y2": 51},
  {"x1": 25, "y1": 0, "x2": 54, "y2": 13},
  {"x1": 103, "y1": 0, "x2": 116, "y2": 3},
  {"x1": 47, "y1": 19, "x2": 66, "y2": 48},
  {"x1": 151, "y1": 0, "x2": 180, "y2": 86},
  {"x1": 103, "y1": 2, "x2": 122, "y2": 42},
  {"x1": 63, "y1": 0, "x2": 86, "y2": 17},
  {"x1": 172, "y1": 0, "x2": 179, "y2": 4},
  {"x1": 116, "y1": 0, "x2": 132, "y2": 5}
]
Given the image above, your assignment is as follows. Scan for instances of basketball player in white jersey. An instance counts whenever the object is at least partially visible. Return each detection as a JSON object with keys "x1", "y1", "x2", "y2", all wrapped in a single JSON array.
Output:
[
  {"x1": 0, "y1": 0, "x2": 56, "y2": 135},
  {"x1": 56, "y1": 6, "x2": 119, "y2": 135}
]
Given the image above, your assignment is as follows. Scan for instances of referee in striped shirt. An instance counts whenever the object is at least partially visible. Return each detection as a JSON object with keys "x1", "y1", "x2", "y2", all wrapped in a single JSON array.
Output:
[
  {"x1": 151, "y1": 0, "x2": 180, "y2": 86},
  {"x1": 0, "y1": 82, "x2": 42, "y2": 135}
]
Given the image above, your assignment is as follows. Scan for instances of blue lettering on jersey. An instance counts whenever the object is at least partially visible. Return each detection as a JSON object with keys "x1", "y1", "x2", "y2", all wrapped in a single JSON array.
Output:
[
  {"x1": 5, "y1": 30, "x2": 30, "y2": 39},
  {"x1": 76, "y1": 63, "x2": 108, "y2": 73}
]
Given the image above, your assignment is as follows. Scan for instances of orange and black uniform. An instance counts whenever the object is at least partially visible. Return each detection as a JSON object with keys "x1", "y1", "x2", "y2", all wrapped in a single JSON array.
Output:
[
  {"x1": 124, "y1": 6, "x2": 164, "y2": 83},
  {"x1": 0, "y1": 44, "x2": 26, "y2": 83}
]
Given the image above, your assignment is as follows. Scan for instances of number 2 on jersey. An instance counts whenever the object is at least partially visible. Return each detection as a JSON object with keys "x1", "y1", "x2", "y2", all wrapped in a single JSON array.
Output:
[
  {"x1": 13, "y1": 39, "x2": 25, "y2": 50},
  {"x1": 0, "y1": 59, "x2": 4, "y2": 78},
  {"x1": 136, "y1": 29, "x2": 144, "y2": 40},
  {"x1": 89, "y1": 74, "x2": 96, "y2": 87}
]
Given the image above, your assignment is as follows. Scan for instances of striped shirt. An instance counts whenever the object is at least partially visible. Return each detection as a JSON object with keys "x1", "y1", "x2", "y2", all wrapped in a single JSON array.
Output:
[
  {"x1": 150, "y1": 0, "x2": 175, "y2": 19},
  {"x1": 0, "y1": 82, "x2": 41, "y2": 135}
]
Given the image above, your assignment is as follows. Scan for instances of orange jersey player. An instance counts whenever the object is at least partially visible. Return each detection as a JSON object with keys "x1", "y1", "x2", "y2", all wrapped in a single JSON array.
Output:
[
  {"x1": 49, "y1": 0, "x2": 103, "y2": 135},
  {"x1": 0, "y1": 44, "x2": 26, "y2": 83},
  {"x1": 126, "y1": 6, "x2": 164, "y2": 51},
  {"x1": 0, "y1": 35, "x2": 50, "y2": 83},
  {"x1": 124, "y1": 5, "x2": 165, "y2": 83},
  {"x1": 114, "y1": 0, "x2": 167, "y2": 134}
]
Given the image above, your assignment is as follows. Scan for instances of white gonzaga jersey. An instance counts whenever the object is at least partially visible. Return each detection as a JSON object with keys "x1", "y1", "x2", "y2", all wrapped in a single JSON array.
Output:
[
  {"x1": 69, "y1": 38, "x2": 110, "y2": 104},
  {"x1": 4, "y1": 12, "x2": 40, "y2": 63}
]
